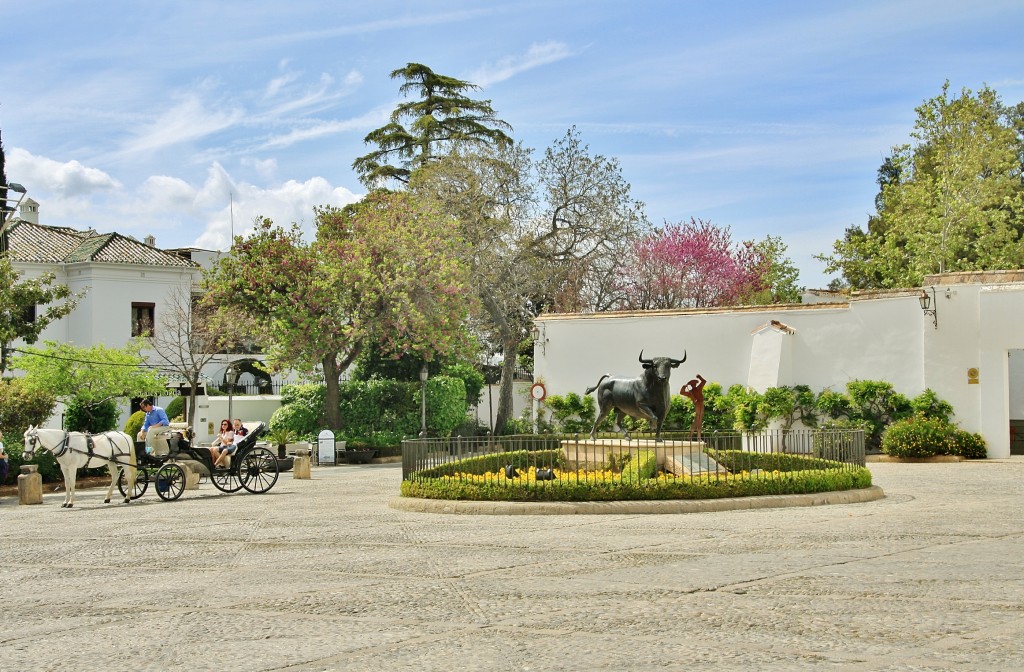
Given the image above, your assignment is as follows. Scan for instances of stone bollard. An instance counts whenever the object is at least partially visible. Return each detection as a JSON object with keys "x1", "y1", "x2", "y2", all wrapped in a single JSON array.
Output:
[
  {"x1": 293, "y1": 454, "x2": 311, "y2": 479},
  {"x1": 183, "y1": 463, "x2": 201, "y2": 491},
  {"x1": 18, "y1": 464, "x2": 43, "y2": 505}
]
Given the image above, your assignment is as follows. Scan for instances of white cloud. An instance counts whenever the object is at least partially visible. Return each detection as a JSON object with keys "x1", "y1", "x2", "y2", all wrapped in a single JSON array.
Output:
[
  {"x1": 241, "y1": 157, "x2": 278, "y2": 181},
  {"x1": 119, "y1": 93, "x2": 244, "y2": 156},
  {"x1": 6, "y1": 147, "x2": 122, "y2": 197},
  {"x1": 260, "y1": 106, "x2": 389, "y2": 149},
  {"x1": 469, "y1": 42, "x2": 573, "y2": 87}
]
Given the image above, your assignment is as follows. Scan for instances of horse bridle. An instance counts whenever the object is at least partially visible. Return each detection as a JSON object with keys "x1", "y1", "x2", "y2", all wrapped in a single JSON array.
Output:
[{"x1": 23, "y1": 428, "x2": 71, "y2": 459}]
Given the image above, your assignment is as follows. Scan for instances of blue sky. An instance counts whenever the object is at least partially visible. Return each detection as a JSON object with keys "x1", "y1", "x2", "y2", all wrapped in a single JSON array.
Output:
[{"x1": 3, "y1": 0, "x2": 1022, "y2": 289}]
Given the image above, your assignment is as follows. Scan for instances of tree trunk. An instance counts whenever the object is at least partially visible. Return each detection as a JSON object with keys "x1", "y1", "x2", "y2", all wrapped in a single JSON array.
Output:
[
  {"x1": 186, "y1": 381, "x2": 200, "y2": 430},
  {"x1": 493, "y1": 334, "x2": 518, "y2": 435}
]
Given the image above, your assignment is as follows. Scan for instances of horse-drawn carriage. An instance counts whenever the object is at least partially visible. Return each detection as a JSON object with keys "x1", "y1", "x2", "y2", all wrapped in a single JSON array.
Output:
[
  {"x1": 22, "y1": 421, "x2": 279, "y2": 507},
  {"x1": 119, "y1": 421, "x2": 279, "y2": 501}
]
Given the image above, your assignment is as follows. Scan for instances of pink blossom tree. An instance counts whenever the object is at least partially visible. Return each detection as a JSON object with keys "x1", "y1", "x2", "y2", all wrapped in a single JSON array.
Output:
[{"x1": 615, "y1": 218, "x2": 779, "y2": 310}]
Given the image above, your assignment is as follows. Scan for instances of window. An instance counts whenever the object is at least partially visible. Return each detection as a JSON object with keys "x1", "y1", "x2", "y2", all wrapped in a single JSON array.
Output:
[
  {"x1": 131, "y1": 302, "x2": 155, "y2": 337},
  {"x1": 22, "y1": 304, "x2": 36, "y2": 325}
]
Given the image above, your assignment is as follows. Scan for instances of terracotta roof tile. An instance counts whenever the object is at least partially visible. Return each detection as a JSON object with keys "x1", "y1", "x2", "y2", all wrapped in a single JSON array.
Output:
[{"x1": 7, "y1": 220, "x2": 198, "y2": 268}]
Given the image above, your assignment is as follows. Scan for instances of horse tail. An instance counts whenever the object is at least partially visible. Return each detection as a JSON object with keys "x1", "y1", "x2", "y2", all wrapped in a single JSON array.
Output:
[{"x1": 585, "y1": 374, "x2": 610, "y2": 396}]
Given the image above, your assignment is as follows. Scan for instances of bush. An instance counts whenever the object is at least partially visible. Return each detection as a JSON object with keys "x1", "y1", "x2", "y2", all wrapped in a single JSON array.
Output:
[
  {"x1": 949, "y1": 428, "x2": 987, "y2": 459},
  {"x1": 425, "y1": 375, "x2": 468, "y2": 437},
  {"x1": 0, "y1": 378, "x2": 56, "y2": 437},
  {"x1": 269, "y1": 402, "x2": 321, "y2": 438},
  {"x1": 882, "y1": 417, "x2": 987, "y2": 459},
  {"x1": 542, "y1": 392, "x2": 596, "y2": 434},
  {"x1": 165, "y1": 396, "x2": 185, "y2": 421},
  {"x1": 4, "y1": 441, "x2": 60, "y2": 484},
  {"x1": 124, "y1": 410, "x2": 146, "y2": 437},
  {"x1": 65, "y1": 398, "x2": 119, "y2": 433},
  {"x1": 339, "y1": 378, "x2": 419, "y2": 438}
]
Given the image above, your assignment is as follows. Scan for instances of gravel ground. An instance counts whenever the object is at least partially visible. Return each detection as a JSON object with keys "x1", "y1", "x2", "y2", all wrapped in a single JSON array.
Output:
[{"x1": 2, "y1": 459, "x2": 1023, "y2": 671}]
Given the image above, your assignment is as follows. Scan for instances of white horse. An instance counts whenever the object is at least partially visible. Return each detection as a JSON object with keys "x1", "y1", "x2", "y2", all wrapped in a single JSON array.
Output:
[{"x1": 22, "y1": 426, "x2": 137, "y2": 508}]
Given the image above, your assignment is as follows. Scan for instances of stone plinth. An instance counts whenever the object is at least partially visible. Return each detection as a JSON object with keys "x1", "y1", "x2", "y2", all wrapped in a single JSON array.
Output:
[
  {"x1": 561, "y1": 439, "x2": 707, "y2": 470},
  {"x1": 293, "y1": 455, "x2": 311, "y2": 479},
  {"x1": 18, "y1": 465, "x2": 43, "y2": 505}
]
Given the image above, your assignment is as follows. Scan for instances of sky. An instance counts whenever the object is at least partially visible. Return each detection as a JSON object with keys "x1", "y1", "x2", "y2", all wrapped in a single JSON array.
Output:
[{"x1": 2, "y1": 0, "x2": 1023, "y2": 290}]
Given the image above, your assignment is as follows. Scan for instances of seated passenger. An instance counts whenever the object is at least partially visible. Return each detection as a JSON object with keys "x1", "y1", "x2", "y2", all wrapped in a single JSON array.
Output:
[
  {"x1": 232, "y1": 418, "x2": 249, "y2": 444},
  {"x1": 210, "y1": 419, "x2": 234, "y2": 468}
]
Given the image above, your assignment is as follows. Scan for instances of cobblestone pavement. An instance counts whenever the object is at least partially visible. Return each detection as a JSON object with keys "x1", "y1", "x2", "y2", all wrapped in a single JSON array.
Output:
[{"x1": 2, "y1": 459, "x2": 1023, "y2": 671}]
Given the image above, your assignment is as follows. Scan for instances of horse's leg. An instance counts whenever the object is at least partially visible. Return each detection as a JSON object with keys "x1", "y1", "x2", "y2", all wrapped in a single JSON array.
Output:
[
  {"x1": 104, "y1": 460, "x2": 118, "y2": 504},
  {"x1": 61, "y1": 461, "x2": 76, "y2": 508}
]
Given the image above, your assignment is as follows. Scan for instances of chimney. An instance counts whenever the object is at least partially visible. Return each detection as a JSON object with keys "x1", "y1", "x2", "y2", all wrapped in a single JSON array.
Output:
[
  {"x1": 144, "y1": 234, "x2": 156, "y2": 247},
  {"x1": 19, "y1": 197, "x2": 40, "y2": 225}
]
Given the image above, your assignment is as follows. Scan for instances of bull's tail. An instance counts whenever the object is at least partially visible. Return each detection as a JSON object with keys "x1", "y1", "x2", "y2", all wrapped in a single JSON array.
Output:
[{"x1": 585, "y1": 374, "x2": 610, "y2": 396}]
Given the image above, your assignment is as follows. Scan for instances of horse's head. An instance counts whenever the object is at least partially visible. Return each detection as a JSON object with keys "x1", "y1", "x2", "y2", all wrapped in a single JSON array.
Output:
[{"x1": 23, "y1": 425, "x2": 39, "y2": 460}]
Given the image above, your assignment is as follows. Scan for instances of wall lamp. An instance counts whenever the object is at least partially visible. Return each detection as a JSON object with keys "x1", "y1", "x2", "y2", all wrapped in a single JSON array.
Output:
[{"x1": 919, "y1": 287, "x2": 938, "y2": 329}]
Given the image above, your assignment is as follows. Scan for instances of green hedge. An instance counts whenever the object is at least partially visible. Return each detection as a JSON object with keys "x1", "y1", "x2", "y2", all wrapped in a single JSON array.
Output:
[
  {"x1": 411, "y1": 449, "x2": 566, "y2": 479},
  {"x1": 401, "y1": 466, "x2": 873, "y2": 502}
]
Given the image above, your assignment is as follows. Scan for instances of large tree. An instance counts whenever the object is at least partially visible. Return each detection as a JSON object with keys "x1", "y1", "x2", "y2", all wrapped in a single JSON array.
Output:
[
  {"x1": 203, "y1": 191, "x2": 474, "y2": 430},
  {"x1": 820, "y1": 82, "x2": 1024, "y2": 288},
  {"x1": 352, "y1": 63, "x2": 513, "y2": 189},
  {"x1": 411, "y1": 128, "x2": 649, "y2": 433},
  {"x1": 0, "y1": 258, "x2": 82, "y2": 375}
]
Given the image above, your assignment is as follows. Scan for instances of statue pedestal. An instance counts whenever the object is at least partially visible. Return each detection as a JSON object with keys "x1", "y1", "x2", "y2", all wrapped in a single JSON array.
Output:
[{"x1": 560, "y1": 439, "x2": 725, "y2": 476}]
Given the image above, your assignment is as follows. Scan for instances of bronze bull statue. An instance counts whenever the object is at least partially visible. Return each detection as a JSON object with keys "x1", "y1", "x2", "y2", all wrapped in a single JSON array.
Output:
[{"x1": 585, "y1": 351, "x2": 686, "y2": 441}]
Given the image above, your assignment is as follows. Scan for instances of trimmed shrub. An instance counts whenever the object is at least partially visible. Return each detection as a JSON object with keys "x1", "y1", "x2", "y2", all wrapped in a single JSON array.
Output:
[
  {"x1": 949, "y1": 428, "x2": 987, "y2": 459},
  {"x1": 165, "y1": 396, "x2": 185, "y2": 421},
  {"x1": 425, "y1": 375, "x2": 468, "y2": 437},
  {"x1": 881, "y1": 417, "x2": 953, "y2": 458},
  {"x1": 124, "y1": 410, "x2": 146, "y2": 437}
]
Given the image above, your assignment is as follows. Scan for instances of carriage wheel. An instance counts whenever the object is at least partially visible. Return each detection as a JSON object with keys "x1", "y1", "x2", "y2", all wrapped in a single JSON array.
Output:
[
  {"x1": 118, "y1": 468, "x2": 149, "y2": 500},
  {"x1": 155, "y1": 464, "x2": 186, "y2": 501},
  {"x1": 240, "y1": 447, "x2": 280, "y2": 494},
  {"x1": 211, "y1": 467, "x2": 244, "y2": 493}
]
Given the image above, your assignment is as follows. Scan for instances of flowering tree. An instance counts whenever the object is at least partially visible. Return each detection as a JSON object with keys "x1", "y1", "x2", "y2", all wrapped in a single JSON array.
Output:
[
  {"x1": 203, "y1": 191, "x2": 473, "y2": 430},
  {"x1": 615, "y1": 218, "x2": 767, "y2": 309}
]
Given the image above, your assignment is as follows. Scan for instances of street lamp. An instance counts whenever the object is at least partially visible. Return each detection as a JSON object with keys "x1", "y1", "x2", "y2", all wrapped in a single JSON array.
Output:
[
  {"x1": 1, "y1": 182, "x2": 28, "y2": 254},
  {"x1": 419, "y1": 364, "x2": 429, "y2": 438},
  {"x1": 919, "y1": 287, "x2": 937, "y2": 329},
  {"x1": 226, "y1": 364, "x2": 239, "y2": 420}
]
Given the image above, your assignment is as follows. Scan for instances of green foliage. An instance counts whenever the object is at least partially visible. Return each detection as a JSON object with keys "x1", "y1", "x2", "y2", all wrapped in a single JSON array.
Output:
[
  {"x1": 339, "y1": 378, "x2": 419, "y2": 439},
  {"x1": 203, "y1": 192, "x2": 474, "y2": 430},
  {"x1": 845, "y1": 380, "x2": 912, "y2": 451},
  {"x1": 353, "y1": 63, "x2": 513, "y2": 188},
  {"x1": 402, "y1": 450, "x2": 873, "y2": 503},
  {"x1": 65, "y1": 398, "x2": 119, "y2": 433},
  {"x1": 620, "y1": 450, "x2": 658, "y2": 482},
  {"x1": 542, "y1": 392, "x2": 597, "y2": 434},
  {"x1": 441, "y1": 362, "x2": 485, "y2": 406},
  {"x1": 816, "y1": 389, "x2": 853, "y2": 419},
  {"x1": 269, "y1": 403, "x2": 321, "y2": 439},
  {"x1": 4, "y1": 441, "x2": 61, "y2": 484},
  {"x1": 267, "y1": 426, "x2": 298, "y2": 447},
  {"x1": 164, "y1": 396, "x2": 185, "y2": 421},
  {"x1": 14, "y1": 340, "x2": 167, "y2": 406},
  {"x1": 123, "y1": 410, "x2": 146, "y2": 438},
  {"x1": 0, "y1": 255, "x2": 82, "y2": 375},
  {"x1": 881, "y1": 417, "x2": 987, "y2": 458},
  {"x1": 911, "y1": 388, "x2": 954, "y2": 422},
  {"x1": 425, "y1": 375, "x2": 468, "y2": 437},
  {"x1": 819, "y1": 82, "x2": 1024, "y2": 288},
  {"x1": 0, "y1": 377, "x2": 56, "y2": 437},
  {"x1": 729, "y1": 385, "x2": 764, "y2": 431}
]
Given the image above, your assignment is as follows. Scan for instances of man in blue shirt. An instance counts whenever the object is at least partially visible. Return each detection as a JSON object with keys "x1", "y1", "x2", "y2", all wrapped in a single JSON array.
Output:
[{"x1": 138, "y1": 399, "x2": 170, "y2": 441}]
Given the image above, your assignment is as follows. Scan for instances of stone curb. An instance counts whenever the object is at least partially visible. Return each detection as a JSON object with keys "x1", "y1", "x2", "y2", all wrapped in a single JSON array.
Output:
[
  {"x1": 866, "y1": 455, "x2": 964, "y2": 463},
  {"x1": 389, "y1": 485, "x2": 885, "y2": 515}
]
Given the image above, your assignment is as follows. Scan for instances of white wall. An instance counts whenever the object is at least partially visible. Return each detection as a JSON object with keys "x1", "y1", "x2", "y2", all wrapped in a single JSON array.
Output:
[{"x1": 534, "y1": 279, "x2": 1024, "y2": 458}]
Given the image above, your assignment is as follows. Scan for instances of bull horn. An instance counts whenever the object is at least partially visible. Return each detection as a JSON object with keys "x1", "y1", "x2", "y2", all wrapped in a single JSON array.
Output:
[
  {"x1": 669, "y1": 351, "x2": 687, "y2": 365},
  {"x1": 638, "y1": 350, "x2": 652, "y2": 364}
]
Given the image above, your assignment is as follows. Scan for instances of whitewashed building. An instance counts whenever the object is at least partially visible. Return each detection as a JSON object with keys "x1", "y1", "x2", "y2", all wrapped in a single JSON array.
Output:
[{"x1": 533, "y1": 271, "x2": 1024, "y2": 458}]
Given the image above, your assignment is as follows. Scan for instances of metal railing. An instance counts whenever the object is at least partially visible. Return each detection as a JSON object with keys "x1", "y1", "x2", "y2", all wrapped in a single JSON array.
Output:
[{"x1": 401, "y1": 428, "x2": 865, "y2": 482}]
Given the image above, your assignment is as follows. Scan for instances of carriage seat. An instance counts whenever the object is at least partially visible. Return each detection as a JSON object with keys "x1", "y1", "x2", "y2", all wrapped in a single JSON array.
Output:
[
  {"x1": 145, "y1": 422, "x2": 192, "y2": 457},
  {"x1": 217, "y1": 422, "x2": 267, "y2": 468}
]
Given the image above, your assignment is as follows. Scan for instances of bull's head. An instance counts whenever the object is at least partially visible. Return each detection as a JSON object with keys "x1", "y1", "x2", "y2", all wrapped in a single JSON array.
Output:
[{"x1": 638, "y1": 350, "x2": 687, "y2": 369}]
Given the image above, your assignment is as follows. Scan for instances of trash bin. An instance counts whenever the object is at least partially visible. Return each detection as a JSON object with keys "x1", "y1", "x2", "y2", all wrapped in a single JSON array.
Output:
[{"x1": 317, "y1": 429, "x2": 335, "y2": 466}]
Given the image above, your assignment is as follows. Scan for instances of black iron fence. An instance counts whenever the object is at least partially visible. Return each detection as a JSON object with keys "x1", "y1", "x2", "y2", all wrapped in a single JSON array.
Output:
[
  {"x1": 401, "y1": 428, "x2": 865, "y2": 482},
  {"x1": 211, "y1": 381, "x2": 286, "y2": 396}
]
